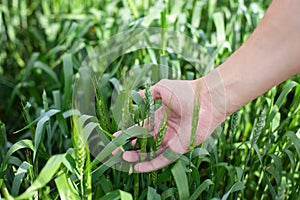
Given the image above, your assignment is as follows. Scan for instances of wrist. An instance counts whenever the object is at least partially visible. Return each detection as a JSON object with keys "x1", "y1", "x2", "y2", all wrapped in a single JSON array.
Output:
[{"x1": 191, "y1": 69, "x2": 228, "y2": 122}]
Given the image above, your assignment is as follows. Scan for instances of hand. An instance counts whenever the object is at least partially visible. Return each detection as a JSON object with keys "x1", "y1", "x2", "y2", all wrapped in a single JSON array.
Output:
[{"x1": 115, "y1": 70, "x2": 227, "y2": 172}]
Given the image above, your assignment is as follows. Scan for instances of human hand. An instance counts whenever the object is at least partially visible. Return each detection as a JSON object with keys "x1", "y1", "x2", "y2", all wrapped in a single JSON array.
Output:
[{"x1": 114, "y1": 69, "x2": 227, "y2": 172}]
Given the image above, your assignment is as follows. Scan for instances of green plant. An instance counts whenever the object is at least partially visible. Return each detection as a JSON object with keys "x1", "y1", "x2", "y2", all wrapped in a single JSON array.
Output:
[{"x1": 0, "y1": 0, "x2": 299, "y2": 199}]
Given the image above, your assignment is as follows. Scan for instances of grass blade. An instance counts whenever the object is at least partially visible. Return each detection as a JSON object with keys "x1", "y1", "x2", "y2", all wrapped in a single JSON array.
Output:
[
  {"x1": 147, "y1": 186, "x2": 161, "y2": 200},
  {"x1": 171, "y1": 160, "x2": 190, "y2": 200},
  {"x1": 62, "y1": 53, "x2": 74, "y2": 109},
  {"x1": 188, "y1": 179, "x2": 213, "y2": 200},
  {"x1": 2, "y1": 139, "x2": 34, "y2": 168},
  {"x1": 213, "y1": 12, "x2": 225, "y2": 44},
  {"x1": 33, "y1": 112, "x2": 57, "y2": 160},
  {"x1": 11, "y1": 162, "x2": 32, "y2": 196},
  {"x1": 159, "y1": 55, "x2": 168, "y2": 79},
  {"x1": 161, "y1": 188, "x2": 176, "y2": 200},
  {"x1": 274, "y1": 81, "x2": 297, "y2": 109},
  {"x1": 33, "y1": 61, "x2": 59, "y2": 84},
  {"x1": 99, "y1": 190, "x2": 133, "y2": 200},
  {"x1": 285, "y1": 131, "x2": 300, "y2": 159},
  {"x1": 221, "y1": 181, "x2": 245, "y2": 200},
  {"x1": 91, "y1": 126, "x2": 149, "y2": 168},
  {"x1": 0, "y1": 121, "x2": 7, "y2": 164},
  {"x1": 16, "y1": 154, "x2": 65, "y2": 200},
  {"x1": 55, "y1": 173, "x2": 80, "y2": 200}
]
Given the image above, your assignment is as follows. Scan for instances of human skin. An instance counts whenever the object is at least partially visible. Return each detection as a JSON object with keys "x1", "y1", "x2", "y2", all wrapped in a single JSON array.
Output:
[{"x1": 118, "y1": 0, "x2": 300, "y2": 172}]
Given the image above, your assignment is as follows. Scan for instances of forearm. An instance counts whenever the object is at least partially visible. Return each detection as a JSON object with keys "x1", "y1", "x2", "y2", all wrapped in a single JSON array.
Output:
[{"x1": 216, "y1": 0, "x2": 300, "y2": 115}]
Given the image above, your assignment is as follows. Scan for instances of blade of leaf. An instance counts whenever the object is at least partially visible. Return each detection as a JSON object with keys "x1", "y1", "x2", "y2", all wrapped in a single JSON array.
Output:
[
  {"x1": 171, "y1": 160, "x2": 190, "y2": 200},
  {"x1": 3, "y1": 140, "x2": 34, "y2": 165},
  {"x1": 221, "y1": 181, "x2": 245, "y2": 200},
  {"x1": 91, "y1": 126, "x2": 149, "y2": 168},
  {"x1": 62, "y1": 53, "x2": 74, "y2": 109},
  {"x1": 161, "y1": 188, "x2": 176, "y2": 200},
  {"x1": 285, "y1": 131, "x2": 300, "y2": 159},
  {"x1": 33, "y1": 61, "x2": 59, "y2": 84},
  {"x1": 147, "y1": 187, "x2": 161, "y2": 200},
  {"x1": 55, "y1": 173, "x2": 81, "y2": 200},
  {"x1": 99, "y1": 190, "x2": 133, "y2": 200},
  {"x1": 0, "y1": 121, "x2": 7, "y2": 163},
  {"x1": 11, "y1": 162, "x2": 32, "y2": 196},
  {"x1": 188, "y1": 179, "x2": 213, "y2": 200},
  {"x1": 16, "y1": 154, "x2": 64, "y2": 200},
  {"x1": 213, "y1": 12, "x2": 225, "y2": 44}
]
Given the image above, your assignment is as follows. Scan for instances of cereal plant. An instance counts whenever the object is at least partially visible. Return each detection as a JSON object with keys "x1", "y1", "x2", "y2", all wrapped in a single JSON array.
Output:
[{"x1": 0, "y1": 0, "x2": 299, "y2": 199}]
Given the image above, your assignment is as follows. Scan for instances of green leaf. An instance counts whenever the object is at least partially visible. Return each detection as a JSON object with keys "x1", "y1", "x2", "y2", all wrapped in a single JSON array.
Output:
[
  {"x1": 269, "y1": 154, "x2": 282, "y2": 174},
  {"x1": 62, "y1": 150, "x2": 78, "y2": 175},
  {"x1": 62, "y1": 53, "x2": 74, "y2": 109},
  {"x1": 161, "y1": 188, "x2": 176, "y2": 200},
  {"x1": 266, "y1": 165, "x2": 281, "y2": 185},
  {"x1": 15, "y1": 154, "x2": 64, "y2": 199},
  {"x1": 282, "y1": 149, "x2": 295, "y2": 170},
  {"x1": 171, "y1": 160, "x2": 190, "y2": 200},
  {"x1": 253, "y1": 144, "x2": 263, "y2": 164},
  {"x1": 274, "y1": 81, "x2": 297, "y2": 109},
  {"x1": 92, "y1": 156, "x2": 122, "y2": 181},
  {"x1": 271, "y1": 112, "x2": 281, "y2": 132},
  {"x1": 285, "y1": 131, "x2": 300, "y2": 159},
  {"x1": 3, "y1": 140, "x2": 34, "y2": 166},
  {"x1": 55, "y1": 173, "x2": 81, "y2": 200},
  {"x1": 33, "y1": 61, "x2": 59, "y2": 84},
  {"x1": 213, "y1": 12, "x2": 225, "y2": 44},
  {"x1": 0, "y1": 121, "x2": 7, "y2": 163},
  {"x1": 191, "y1": 1, "x2": 203, "y2": 28},
  {"x1": 159, "y1": 54, "x2": 168, "y2": 79},
  {"x1": 221, "y1": 181, "x2": 245, "y2": 200},
  {"x1": 52, "y1": 90, "x2": 61, "y2": 109},
  {"x1": 120, "y1": 190, "x2": 133, "y2": 200},
  {"x1": 34, "y1": 112, "x2": 58, "y2": 160},
  {"x1": 131, "y1": 90, "x2": 144, "y2": 105},
  {"x1": 141, "y1": 2, "x2": 165, "y2": 27},
  {"x1": 8, "y1": 156, "x2": 22, "y2": 167},
  {"x1": 22, "y1": 53, "x2": 39, "y2": 81},
  {"x1": 91, "y1": 126, "x2": 149, "y2": 168},
  {"x1": 235, "y1": 167, "x2": 243, "y2": 181},
  {"x1": 99, "y1": 175, "x2": 113, "y2": 193},
  {"x1": 188, "y1": 179, "x2": 213, "y2": 200},
  {"x1": 147, "y1": 187, "x2": 161, "y2": 200},
  {"x1": 11, "y1": 162, "x2": 32, "y2": 196},
  {"x1": 55, "y1": 112, "x2": 69, "y2": 138},
  {"x1": 263, "y1": 171, "x2": 276, "y2": 199},
  {"x1": 14, "y1": 109, "x2": 61, "y2": 134},
  {"x1": 99, "y1": 190, "x2": 133, "y2": 200}
]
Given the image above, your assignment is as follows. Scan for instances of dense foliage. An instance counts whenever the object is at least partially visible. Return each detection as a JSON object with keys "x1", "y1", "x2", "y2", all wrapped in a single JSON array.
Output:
[{"x1": 0, "y1": 0, "x2": 299, "y2": 199}]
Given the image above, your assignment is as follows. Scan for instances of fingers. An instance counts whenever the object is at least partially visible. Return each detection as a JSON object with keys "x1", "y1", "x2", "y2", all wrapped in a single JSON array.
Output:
[
  {"x1": 122, "y1": 150, "x2": 172, "y2": 172},
  {"x1": 112, "y1": 138, "x2": 137, "y2": 155},
  {"x1": 112, "y1": 81, "x2": 171, "y2": 170},
  {"x1": 112, "y1": 100, "x2": 166, "y2": 157},
  {"x1": 112, "y1": 129, "x2": 137, "y2": 155},
  {"x1": 134, "y1": 153, "x2": 172, "y2": 172},
  {"x1": 123, "y1": 150, "x2": 140, "y2": 162},
  {"x1": 112, "y1": 130, "x2": 122, "y2": 155}
]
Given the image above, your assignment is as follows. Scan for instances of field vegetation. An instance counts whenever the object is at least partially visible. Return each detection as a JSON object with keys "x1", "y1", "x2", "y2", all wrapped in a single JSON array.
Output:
[{"x1": 0, "y1": 0, "x2": 299, "y2": 199}]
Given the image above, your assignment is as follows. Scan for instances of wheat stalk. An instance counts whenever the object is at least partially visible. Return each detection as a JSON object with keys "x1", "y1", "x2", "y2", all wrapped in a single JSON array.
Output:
[
  {"x1": 72, "y1": 117, "x2": 86, "y2": 196},
  {"x1": 145, "y1": 84, "x2": 155, "y2": 132},
  {"x1": 95, "y1": 82, "x2": 111, "y2": 133},
  {"x1": 126, "y1": 0, "x2": 139, "y2": 19},
  {"x1": 190, "y1": 87, "x2": 200, "y2": 151}
]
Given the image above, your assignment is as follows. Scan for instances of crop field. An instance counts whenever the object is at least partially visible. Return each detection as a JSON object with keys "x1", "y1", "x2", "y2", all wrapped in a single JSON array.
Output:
[{"x1": 0, "y1": 0, "x2": 299, "y2": 199}]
